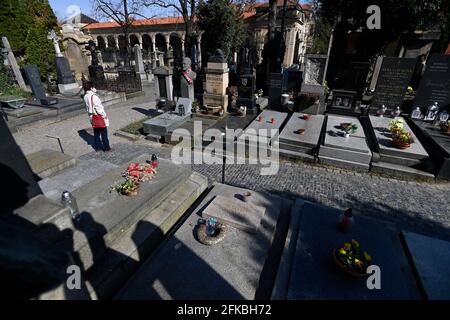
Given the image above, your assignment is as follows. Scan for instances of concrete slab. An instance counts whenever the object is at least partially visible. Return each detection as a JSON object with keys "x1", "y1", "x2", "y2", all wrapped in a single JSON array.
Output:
[
  {"x1": 26, "y1": 149, "x2": 76, "y2": 178},
  {"x1": 116, "y1": 183, "x2": 290, "y2": 300},
  {"x1": 370, "y1": 116, "x2": 429, "y2": 160},
  {"x1": 202, "y1": 195, "x2": 266, "y2": 234},
  {"x1": 403, "y1": 232, "x2": 450, "y2": 300},
  {"x1": 286, "y1": 202, "x2": 420, "y2": 299},
  {"x1": 142, "y1": 112, "x2": 191, "y2": 136},
  {"x1": 38, "y1": 159, "x2": 118, "y2": 202},
  {"x1": 241, "y1": 109, "x2": 288, "y2": 138},
  {"x1": 324, "y1": 115, "x2": 370, "y2": 153},
  {"x1": 371, "y1": 161, "x2": 435, "y2": 180},
  {"x1": 279, "y1": 113, "x2": 324, "y2": 149}
]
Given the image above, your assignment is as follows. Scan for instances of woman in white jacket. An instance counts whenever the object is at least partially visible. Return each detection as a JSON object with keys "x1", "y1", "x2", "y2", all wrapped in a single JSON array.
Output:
[{"x1": 83, "y1": 81, "x2": 112, "y2": 152}]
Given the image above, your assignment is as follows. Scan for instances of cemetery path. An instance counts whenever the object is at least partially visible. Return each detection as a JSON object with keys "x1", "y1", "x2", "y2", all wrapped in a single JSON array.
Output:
[
  {"x1": 12, "y1": 98, "x2": 156, "y2": 157},
  {"x1": 80, "y1": 143, "x2": 450, "y2": 242}
]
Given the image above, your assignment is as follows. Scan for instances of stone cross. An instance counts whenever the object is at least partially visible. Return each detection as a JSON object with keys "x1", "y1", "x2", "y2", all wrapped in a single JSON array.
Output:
[
  {"x1": 47, "y1": 30, "x2": 63, "y2": 58},
  {"x1": 1, "y1": 36, "x2": 27, "y2": 90}
]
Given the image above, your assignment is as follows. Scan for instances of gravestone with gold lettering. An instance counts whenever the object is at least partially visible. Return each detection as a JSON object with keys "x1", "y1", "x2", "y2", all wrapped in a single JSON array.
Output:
[{"x1": 203, "y1": 49, "x2": 229, "y2": 114}]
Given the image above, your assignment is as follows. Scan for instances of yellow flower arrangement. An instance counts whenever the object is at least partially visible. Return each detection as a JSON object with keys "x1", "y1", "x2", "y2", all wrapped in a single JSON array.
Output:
[{"x1": 335, "y1": 240, "x2": 373, "y2": 275}]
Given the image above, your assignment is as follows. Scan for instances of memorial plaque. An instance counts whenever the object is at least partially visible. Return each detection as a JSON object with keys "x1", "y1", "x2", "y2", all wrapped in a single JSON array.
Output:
[
  {"x1": 414, "y1": 54, "x2": 450, "y2": 109},
  {"x1": 371, "y1": 57, "x2": 417, "y2": 109},
  {"x1": 303, "y1": 54, "x2": 327, "y2": 85},
  {"x1": 23, "y1": 65, "x2": 46, "y2": 100},
  {"x1": 269, "y1": 72, "x2": 283, "y2": 109},
  {"x1": 55, "y1": 57, "x2": 75, "y2": 84},
  {"x1": 202, "y1": 195, "x2": 266, "y2": 234}
]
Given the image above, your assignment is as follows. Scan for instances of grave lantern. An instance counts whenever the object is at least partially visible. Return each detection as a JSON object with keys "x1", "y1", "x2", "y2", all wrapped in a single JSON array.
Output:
[
  {"x1": 411, "y1": 106, "x2": 422, "y2": 119},
  {"x1": 425, "y1": 102, "x2": 439, "y2": 121}
]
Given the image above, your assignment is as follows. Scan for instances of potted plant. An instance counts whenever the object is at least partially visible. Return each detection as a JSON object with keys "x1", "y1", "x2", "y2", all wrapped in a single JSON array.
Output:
[
  {"x1": 392, "y1": 129, "x2": 414, "y2": 149},
  {"x1": 389, "y1": 118, "x2": 404, "y2": 134},
  {"x1": 112, "y1": 178, "x2": 140, "y2": 197},
  {"x1": 334, "y1": 240, "x2": 372, "y2": 277}
]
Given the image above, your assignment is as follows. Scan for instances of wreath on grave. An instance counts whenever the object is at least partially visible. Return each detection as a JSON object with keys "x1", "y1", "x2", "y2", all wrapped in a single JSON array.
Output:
[
  {"x1": 195, "y1": 217, "x2": 227, "y2": 245},
  {"x1": 334, "y1": 240, "x2": 372, "y2": 277}
]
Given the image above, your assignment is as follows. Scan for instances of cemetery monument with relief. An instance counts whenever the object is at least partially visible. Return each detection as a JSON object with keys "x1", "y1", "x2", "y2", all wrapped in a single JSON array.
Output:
[{"x1": 203, "y1": 49, "x2": 229, "y2": 115}]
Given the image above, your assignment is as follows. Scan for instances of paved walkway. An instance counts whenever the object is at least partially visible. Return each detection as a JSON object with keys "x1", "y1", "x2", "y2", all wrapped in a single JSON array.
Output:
[
  {"x1": 13, "y1": 98, "x2": 156, "y2": 157},
  {"x1": 11, "y1": 95, "x2": 450, "y2": 241}
]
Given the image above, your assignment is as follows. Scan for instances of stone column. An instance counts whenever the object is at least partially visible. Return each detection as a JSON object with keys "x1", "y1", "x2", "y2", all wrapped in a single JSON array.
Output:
[
  {"x1": 283, "y1": 28, "x2": 295, "y2": 67},
  {"x1": 114, "y1": 35, "x2": 119, "y2": 49},
  {"x1": 149, "y1": 33, "x2": 156, "y2": 52},
  {"x1": 138, "y1": 34, "x2": 143, "y2": 49},
  {"x1": 197, "y1": 33, "x2": 203, "y2": 69},
  {"x1": 104, "y1": 35, "x2": 109, "y2": 48},
  {"x1": 164, "y1": 34, "x2": 170, "y2": 52}
]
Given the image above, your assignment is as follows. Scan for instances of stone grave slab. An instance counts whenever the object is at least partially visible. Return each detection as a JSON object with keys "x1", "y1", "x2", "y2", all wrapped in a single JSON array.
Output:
[
  {"x1": 286, "y1": 201, "x2": 420, "y2": 299},
  {"x1": 236, "y1": 110, "x2": 288, "y2": 149},
  {"x1": 202, "y1": 195, "x2": 266, "y2": 234},
  {"x1": 116, "y1": 183, "x2": 289, "y2": 300},
  {"x1": 166, "y1": 116, "x2": 217, "y2": 146},
  {"x1": 142, "y1": 112, "x2": 190, "y2": 136},
  {"x1": 318, "y1": 115, "x2": 371, "y2": 167},
  {"x1": 370, "y1": 116, "x2": 429, "y2": 161},
  {"x1": 402, "y1": 231, "x2": 450, "y2": 300},
  {"x1": 69, "y1": 156, "x2": 191, "y2": 233},
  {"x1": 38, "y1": 159, "x2": 118, "y2": 202},
  {"x1": 26, "y1": 149, "x2": 77, "y2": 179},
  {"x1": 279, "y1": 113, "x2": 324, "y2": 149},
  {"x1": 240, "y1": 109, "x2": 288, "y2": 138}
]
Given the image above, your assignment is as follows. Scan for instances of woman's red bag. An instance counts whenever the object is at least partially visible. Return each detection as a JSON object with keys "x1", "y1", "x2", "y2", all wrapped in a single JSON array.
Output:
[{"x1": 90, "y1": 94, "x2": 106, "y2": 129}]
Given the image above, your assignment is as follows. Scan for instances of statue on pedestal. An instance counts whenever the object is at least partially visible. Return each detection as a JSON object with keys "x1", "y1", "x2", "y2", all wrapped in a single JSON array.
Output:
[{"x1": 180, "y1": 57, "x2": 197, "y2": 101}]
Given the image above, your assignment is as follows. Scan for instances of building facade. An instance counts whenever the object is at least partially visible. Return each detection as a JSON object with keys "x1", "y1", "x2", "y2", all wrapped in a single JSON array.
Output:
[{"x1": 81, "y1": 1, "x2": 314, "y2": 70}]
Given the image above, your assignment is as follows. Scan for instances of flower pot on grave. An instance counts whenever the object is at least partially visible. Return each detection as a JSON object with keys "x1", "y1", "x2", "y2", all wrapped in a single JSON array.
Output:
[
  {"x1": 392, "y1": 138, "x2": 411, "y2": 149},
  {"x1": 333, "y1": 250, "x2": 369, "y2": 278}
]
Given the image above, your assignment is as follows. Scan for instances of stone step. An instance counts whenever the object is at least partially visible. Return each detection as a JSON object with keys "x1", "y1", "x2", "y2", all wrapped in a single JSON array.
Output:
[
  {"x1": 371, "y1": 161, "x2": 435, "y2": 181},
  {"x1": 26, "y1": 149, "x2": 77, "y2": 179},
  {"x1": 319, "y1": 145, "x2": 372, "y2": 165},
  {"x1": 38, "y1": 159, "x2": 118, "y2": 202},
  {"x1": 318, "y1": 155, "x2": 370, "y2": 172},
  {"x1": 379, "y1": 152, "x2": 422, "y2": 166},
  {"x1": 279, "y1": 148, "x2": 316, "y2": 163}
]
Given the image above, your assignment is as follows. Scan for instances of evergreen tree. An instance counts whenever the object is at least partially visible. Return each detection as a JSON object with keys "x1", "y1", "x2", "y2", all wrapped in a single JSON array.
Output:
[
  {"x1": 197, "y1": 0, "x2": 246, "y2": 61},
  {"x1": 0, "y1": 0, "x2": 58, "y2": 79}
]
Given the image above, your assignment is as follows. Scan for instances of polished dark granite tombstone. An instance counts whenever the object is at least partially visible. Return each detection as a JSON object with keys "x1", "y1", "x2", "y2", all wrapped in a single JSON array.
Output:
[
  {"x1": 23, "y1": 65, "x2": 58, "y2": 106},
  {"x1": 269, "y1": 73, "x2": 283, "y2": 110},
  {"x1": 413, "y1": 54, "x2": 450, "y2": 111},
  {"x1": 236, "y1": 72, "x2": 256, "y2": 112},
  {"x1": 370, "y1": 57, "x2": 416, "y2": 112}
]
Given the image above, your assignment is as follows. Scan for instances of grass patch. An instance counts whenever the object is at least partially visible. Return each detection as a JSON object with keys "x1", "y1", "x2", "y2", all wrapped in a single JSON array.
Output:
[{"x1": 120, "y1": 117, "x2": 149, "y2": 136}]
